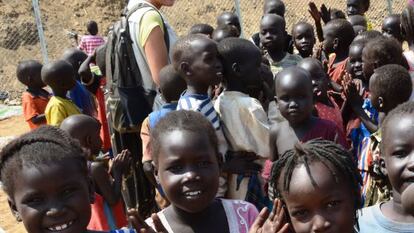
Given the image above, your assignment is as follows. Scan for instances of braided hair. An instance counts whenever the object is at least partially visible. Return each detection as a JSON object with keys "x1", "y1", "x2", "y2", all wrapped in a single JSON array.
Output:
[
  {"x1": 269, "y1": 139, "x2": 362, "y2": 210},
  {"x1": 0, "y1": 126, "x2": 87, "y2": 197}
]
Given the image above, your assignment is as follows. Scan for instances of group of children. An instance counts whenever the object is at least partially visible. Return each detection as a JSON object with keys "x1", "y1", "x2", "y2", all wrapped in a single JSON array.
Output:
[{"x1": 2, "y1": 0, "x2": 414, "y2": 232}]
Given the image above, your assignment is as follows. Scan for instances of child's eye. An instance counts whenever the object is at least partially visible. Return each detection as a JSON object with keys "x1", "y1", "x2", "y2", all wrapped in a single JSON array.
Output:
[
  {"x1": 168, "y1": 165, "x2": 183, "y2": 173},
  {"x1": 392, "y1": 150, "x2": 408, "y2": 158},
  {"x1": 61, "y1": 187, "x2": 76, "y2": 197},
  {"x1": 23, "y1": 196, "x2": 44, "y2": 206},
  {"x1": 326, "y1": 200, "x2": 341, "y2": 209},
  {"x1": 197, "y1": 161, "x2": 211, "y2": 168},
  {"x1": 291, "y1": 209, "x2": 309, "y2": 218}
]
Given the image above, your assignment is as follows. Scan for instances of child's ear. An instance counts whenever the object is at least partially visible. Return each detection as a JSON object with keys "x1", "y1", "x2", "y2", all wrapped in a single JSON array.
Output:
[
  {"x1": 231, "y1": 63, "x2": 241, "y2": 74},
  {"x1": 180, "y1": 62, "x2": 191, "y2": 76},
  {"x1": 85, "y1": 135, "x2": 92, "y2": 148},
  {"x1": 7, "y1": 197, "x2": 22, "y2": 222},
  {"x1": 379, "y1": 157, "x2": 388, "y2": 177},
  {"x1": 378, "y1": 96, "x2": 384, "y2": 109},
  {"x1": 152, "y1": 161, "x2": 160, "y2": 183},
  {"x1": 333, "y1": 38, "x2": 339, "y2": 50}
]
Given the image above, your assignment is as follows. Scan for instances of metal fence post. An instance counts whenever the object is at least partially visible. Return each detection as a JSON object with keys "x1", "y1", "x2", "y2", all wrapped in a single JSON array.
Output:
[
  {"x1": 386, "y1": 0, "x2": 393, "y2": 14},
  {"x1": 32, "y1": 0, "x2": 49, "y2": 64},
  {"x1": 234, "y1": 0, "x2": 245, "y2": 38}
]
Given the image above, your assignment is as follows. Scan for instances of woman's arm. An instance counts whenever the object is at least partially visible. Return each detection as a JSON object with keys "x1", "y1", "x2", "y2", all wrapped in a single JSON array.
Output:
[{"x1": 144, "y1": 26, "x2": 169, "y2": 87}]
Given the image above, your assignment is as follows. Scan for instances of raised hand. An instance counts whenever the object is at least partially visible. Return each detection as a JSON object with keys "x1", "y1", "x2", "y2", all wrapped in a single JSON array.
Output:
[
  {"x1": 249, "y1": 199, "x2": 290, "y2": 233},
  {"x1": 128, "y1": 209, "x2": 168, "y2": 233},
  {"x1": 320, "y1": 4, "x2": 331, "y2": 24},
  {"x1": 308, "y1": 2, "x2": 321, "y2": 23}
]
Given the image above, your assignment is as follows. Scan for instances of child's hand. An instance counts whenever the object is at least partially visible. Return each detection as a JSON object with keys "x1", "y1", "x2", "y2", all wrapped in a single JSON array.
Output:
[
  {"x1": 308, "y1": 2, "x2": 321, "y2": 24},
  {"x1": 111, "y1": 149, "x2": 132, "y2": 175},
  {"x1": 249, "y1": 199, "x2": 289, "y2": 233},
  {"x1": 128, "y1": 209, "x2": 168, "y2": 233},
  {"x1": 320, "y1": 4, "x2": 331, "y2": 24}
]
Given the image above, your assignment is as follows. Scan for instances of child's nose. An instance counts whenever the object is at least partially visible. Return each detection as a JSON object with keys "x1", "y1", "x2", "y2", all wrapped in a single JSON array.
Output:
[
  {"x1": 312, "y1": 214, "x2": 331, "y2": 232},
  {"x1": 183, "y1": 170, "x2": 200, "y2": 182},
  {"x1": 46, "y1": 205, "x2": 66, "y2": 217}
]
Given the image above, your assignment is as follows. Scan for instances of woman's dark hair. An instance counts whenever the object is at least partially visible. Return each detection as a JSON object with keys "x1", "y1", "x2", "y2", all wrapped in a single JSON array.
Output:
[
  {"x1": 0, "y1": 126, "x2": 88, "y2": 197},
  {"x1": 150, "y1": 110, "x2": 218, "y2": 164},
  {"x1": 402, "y1": 4, "x2": 414, "y2": 45},
  {"x1": 269, "y1": 139, "x2": 362, "y2": 209}
]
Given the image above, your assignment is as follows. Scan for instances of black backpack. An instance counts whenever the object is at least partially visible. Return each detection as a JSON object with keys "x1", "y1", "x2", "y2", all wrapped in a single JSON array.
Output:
[{"x1": 106, "y1": 3, "x2": 169, "y2": 132}]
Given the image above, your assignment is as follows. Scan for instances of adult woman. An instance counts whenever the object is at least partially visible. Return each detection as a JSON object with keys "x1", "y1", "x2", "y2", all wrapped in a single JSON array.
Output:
[{"x1": 128, "y1": 0, "x2": 177, "y2": 109}]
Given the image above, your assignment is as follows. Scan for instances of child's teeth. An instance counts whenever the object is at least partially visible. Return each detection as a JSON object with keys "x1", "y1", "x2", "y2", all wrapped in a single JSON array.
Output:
[{"x1": 48, "y1": 221, "x2": 72, "y2": 231}]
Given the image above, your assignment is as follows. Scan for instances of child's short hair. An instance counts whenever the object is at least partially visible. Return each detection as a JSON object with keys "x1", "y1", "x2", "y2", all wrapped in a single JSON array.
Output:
[
  {"x1": 16, "y1": 60, "x2": 42, "y2": 86},
  {"x1": 150, "y1": 110, "x2": 218, "y2": 165},
  {"x1": 87, "y1": 20, "x2": 98, "y2": 35},
  {"x1": 212, "y1": 25, "x2": 239, "y2": 42},
  {"x1": 159, "y1": 65, "x2": 186, "y2": 102},
  {"x1": 363, "y1": 37, "x2": 403, "y2": 67},
  {"x1": 371, "y1": 64, "x2": 412, "y2": 106},
  {"x1": 263, "y1": 0, "x2": 286, "y2": 17},
  {"x1": 172, "y1": 34, "x2": 211, "y2": 72},
  {"x1": 353, "y1": 30, "x2": 383, "y2": 43},
  {"x1": 325, "y1": 19, "x2": 355, "y2": 49},
  {"x1": 62, "y1": 48, "x2": 88, "y2": 72},
  {"x1": 189, "y1": 24, "x2": 214, "y2": 36},
  {"x1": 41, "y1": 60, "x2": 75, "y2": 90},
  {"x1": 217, "y1": 37, "x2": 261, "y2": 67},
  {"x1": 0, "y1": 126, "x2": 87, "y2": 196},
  {"x1": 382, "y1": 101, "x2": 414, "y2": 144},
  {"x1": 330, "y1": 8, "x2": 346, "y2": 20},
  {"x1": 348, "y1": 15, "x2": 368, "y2": 27},
  {"x1": 269, "y1": 139, "x2": 361, "y2": 209}
]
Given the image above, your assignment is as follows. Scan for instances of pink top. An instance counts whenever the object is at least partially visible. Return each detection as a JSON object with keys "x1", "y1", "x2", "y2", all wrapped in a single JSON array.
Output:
[
  {"x1": 145, "y1": 199, "x2": 258, "y2": 233},
  {"x1": 78, "y1": 35, "x2": 105, "y2": 55}
]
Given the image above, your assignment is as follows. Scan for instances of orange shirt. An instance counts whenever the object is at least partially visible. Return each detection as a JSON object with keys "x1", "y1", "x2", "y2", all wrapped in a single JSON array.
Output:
[{"x1": 22, "y1": 91, "x2": 50, "y2": 130}]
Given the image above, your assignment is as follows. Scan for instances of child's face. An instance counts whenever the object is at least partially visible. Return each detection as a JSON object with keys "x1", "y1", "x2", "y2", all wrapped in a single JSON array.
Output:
[
  {"x1": 155, "y1": 129, "x2": 220, "y2": 213},
  {"x1": 348, "y1": 44, "x2": 365, "y2": 81},
  {"x1": 276, "y1": 71, "x2": 314, "y2": 125},
  {"x1": 89, "y1": 126, "x2": 103, "y2": 156},
  {"x1": 279, "y1": 162, "x2": 355, "y2": 233},
  {"x1": 293, "y1": 24, "x2": 316, "y2": 56},
  {"x1": 217, "y1": 14, "x2": 241, "y2": 35},
  {"x1": 9, "y1": 160, "x2": 93, "y2": 233},
  {"x1": 382, "y1": 17, "x2": 403, "y2": 42},
  {"x1": 346, "y1": 0, "x2": 366, "y2": 16},
  {"x1": 260, "y1": 16, "x2": 285, "y2": 52},
  {"x1": 368, "y1": 73, "x2": 381, "y2": 110},
  {"x1": 322, "y1": 25, "x2": 337, "y2": 54},
  {"x1": 299, "y1": 62, "x2": 329, "y2": 101},
  {"x1": 383, "y1": 113, "x2": 414, "y2": 212},
  {"x1": 188, "y1": 38, "x2": 223, "y2": 87}
]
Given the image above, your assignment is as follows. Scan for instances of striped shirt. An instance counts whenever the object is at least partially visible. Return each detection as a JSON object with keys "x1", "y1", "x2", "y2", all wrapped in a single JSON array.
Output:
[
  {"x1": 78, "y1": 35, "x2": 105, "y2": 55},
  {"x1": 177, "y1": 92, "x2": 221, "y2": 130}
]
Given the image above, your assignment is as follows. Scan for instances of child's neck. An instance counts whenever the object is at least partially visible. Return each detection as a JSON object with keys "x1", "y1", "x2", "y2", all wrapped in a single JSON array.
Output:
[
  {"x1": 186, "y1": 85, "x2": 209, "y2": 95},
  {"x1": 382, "y1": 192, "x2": 414, "y2": 223},
  {"x1": 226, "y1": 79, "x2": 247, "y2": 93},
  {"x1": 53, "y1": 90, "x2": 68, "y2": 98},
  {"x1": 167, "y1": 199, "x2": 221, "y2": 224},
  {"x1": 290, "y1": 116, "x2": 316, "y2": 139},
  {"x1": 267, "y1": 48, "x2": 286, "y2": 62},
  {"x1": 333, "y1": 49, "x2": 348, "y2": 64}
]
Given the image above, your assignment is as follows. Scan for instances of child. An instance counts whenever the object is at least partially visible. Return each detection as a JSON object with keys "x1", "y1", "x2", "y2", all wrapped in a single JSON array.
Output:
[
  {"x1": 269, "y1": 139, "x2": 361, "y2": 233},
  {"x1": 270, "y1": 67, "x2": 348, "y2": 160},
  {"x1": 382, "y1": 14, "x2": 403, "y2": 43},
  {"x1": 60, "y1": 114, "x2": 130, "y2": 231},
  {"x1": 292, "y1": 22, "x2": 316, "y2": 58},
  {"x1": 263, "y1": 67, "x2": 348, "y2": 191},
  {"x1": 216, "y1": 12, "x2": 241, "y2": 37},
  {"x1": 146, "y1": 110, "x2": 259, "y2": 232},
  {"x1": 402, "y1": 5, "x2": 414, "y2": 84},
  {"x1": 0, "y1": 126, "x2": 134, "y2": 233},
  {"x1": 78, "y1": 20, "x2": 106, "y2": 56},
  {"x1": 215, "y1": 38, "x2": 270, "y2": 209},
  {"x1": 172, "y1": 34, "x2": 227, "y2": 195},
  {"x1": 188, "y1": 23, "x2": 214, "y2": 38},
  {"x1": 16, "y1": 60, "x2": 50, "y2": 130},
  {"x1": 357, "y1": 64, "x2": 412, "y2": 208},
  {"x1": 78, "y1": 44, "x2": 112, "y2": 152},
  {"x1": 260, "y1": 14, "x2": 302, "y2": 76},
  {"x1": 358, "y1": 101, "x2": 414, "y2": 231},
  {"x1": 42, "y1": 60, "x2": 81, "y2": 126},
  {"x1": 323, "y1": 19, "x2": 355, "y2": 84},
  {"x1": 212, "y1": 24, "x2": 239, "y2": 42},
  {"x1": 346, "y1": 0, "x2": 372, "y2": 30},
  {"x1": 62, "y1": 48, "x2": 96, "y2": 117},
  {"x1": 140, "y1": 64, "x2": 186, "y2": 208},
  {"x1": 348, "y1": 40, "x2": 366, "y2": 82},
  {"x1": 297, "y1": 58, "x2": 344, "y2": 132},
  {"x1": 348, "y1": 15, "x2": 368, "y2": 34}
]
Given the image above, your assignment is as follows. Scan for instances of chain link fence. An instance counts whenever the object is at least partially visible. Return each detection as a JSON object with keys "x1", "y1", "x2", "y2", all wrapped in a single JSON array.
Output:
[{"x1": 0, "y1": 0, "x2": 408, "y2": 102}]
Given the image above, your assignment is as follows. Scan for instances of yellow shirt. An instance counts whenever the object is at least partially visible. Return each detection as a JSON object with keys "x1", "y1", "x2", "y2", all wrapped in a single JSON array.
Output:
[
  {"x1": 138, "y1": 10, "x2": 164, "y2": 47},
  {"x1": 45, "y1": 96, "x2": 81, "y2": 126}
]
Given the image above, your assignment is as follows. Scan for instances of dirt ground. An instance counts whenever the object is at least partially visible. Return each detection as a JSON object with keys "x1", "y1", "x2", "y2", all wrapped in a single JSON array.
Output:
[{"x1": 0, "y1": 115, "x2": 29, "y2": 232}]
